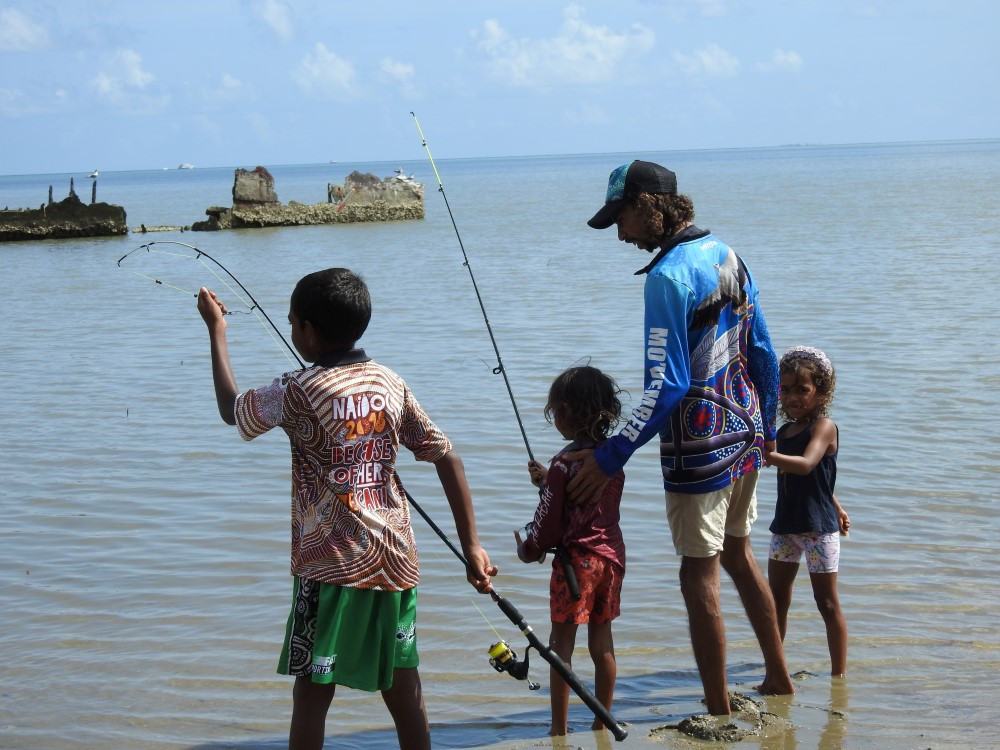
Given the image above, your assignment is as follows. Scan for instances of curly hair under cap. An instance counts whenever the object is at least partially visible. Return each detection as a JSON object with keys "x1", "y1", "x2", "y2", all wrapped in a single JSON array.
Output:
[
  {"x1": 544, "y1": 365, "x2": 622, "y2": 442},
  {"x1": 632, "y1": 192, "x2": 696, "y2": 241},
  {"x1": 779, "y1": 347, "x2": 837, "y2": 419}
]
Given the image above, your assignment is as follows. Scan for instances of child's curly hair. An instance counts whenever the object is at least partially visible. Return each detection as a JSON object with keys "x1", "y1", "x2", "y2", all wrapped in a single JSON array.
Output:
[
  {"x1": 544, "y1": 365, "x2": 622, "y2": 442},
  {"x1": 778, "y1": 346, "x2": 836, "y2": 420}
]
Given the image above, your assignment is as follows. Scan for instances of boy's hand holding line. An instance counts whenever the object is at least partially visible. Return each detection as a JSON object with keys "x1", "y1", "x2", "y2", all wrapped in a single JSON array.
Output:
[
  {"x1": 197, "y1": 287, "x2": 228, "y2": 327},
  {"x1": 197, "y1": 287, "x2": 238, "y2": 426}
]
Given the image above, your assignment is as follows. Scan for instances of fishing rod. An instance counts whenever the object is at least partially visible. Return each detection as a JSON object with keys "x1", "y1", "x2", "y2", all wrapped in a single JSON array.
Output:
[
  {"x1": 120, "y1": 242, "x2": 625, "y2": 738},
  {"x1": 411, "y1": 113, "x2": 614, "y2": 730},
  {"x1": 410, "y1": 111, "x2": 535, "y2": 466},
  {"x1": 117, "y1": 240, "x2": 305, "y2": 369},
  {"x1": 404, "y1": 487, "x2": 627, "y2": 741}
]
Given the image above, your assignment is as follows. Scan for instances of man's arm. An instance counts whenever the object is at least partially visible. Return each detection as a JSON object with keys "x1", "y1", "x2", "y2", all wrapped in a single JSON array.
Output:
[
  {"x1": 744, "y1": 284, "x2": 779, "y2": 442},
  {"x1": 197, "y1": 288, "x2": 238, "y2": 425},
  {"x1": 568, "y1": 276, "x2": 693, "y2": 502},
  {"x1": 434, "y1": 450, "x2": 497, "y2": 593}
]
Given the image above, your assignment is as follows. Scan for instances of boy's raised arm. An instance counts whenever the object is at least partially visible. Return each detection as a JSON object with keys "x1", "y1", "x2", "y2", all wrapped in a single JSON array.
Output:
[
  {"x1": 433, "y1": 450, "x2": 497, "y2": 593},
  {"x1": 197, "y1": 288, "x2": 238, "y2": 426}
]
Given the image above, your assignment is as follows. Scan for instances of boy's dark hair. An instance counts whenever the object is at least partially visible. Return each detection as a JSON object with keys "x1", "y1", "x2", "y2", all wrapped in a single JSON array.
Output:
[
  {"x1": 544, "y1": 365, "x2": 622, "y2": 442},
  {"x1": 290, "y1": 268, "x2": 371, "y2": 346}
]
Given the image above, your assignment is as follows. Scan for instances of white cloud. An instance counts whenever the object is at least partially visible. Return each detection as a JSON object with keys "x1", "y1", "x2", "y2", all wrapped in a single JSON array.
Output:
[
  {"x1": 474, "y1": 5, "x2": 655, "y2": 87},
  {"x1": 91, "y1": 48, "x2": 154, "y2": 103},
  {"x1": 756, "y1": 49, "x2": 804, "y2": 73},
  {"x1": 292, "y1": 42, "x2": 356, "y2": 99},
  {"x1": 202, "y1": 72, "x2": 252, "y2": 103},
  {"x1": 0, "y1": 87, "x2": 27, "y2": 116},
  {"x1": 0, "y1": 8, "x2": 49, "y2": 51},
  {"x1": 379, "y1": 57, "x2": 420, "y2": 99},
  {"x1": 672, "y1": 43, "x2": 741, "y2": 78},
  {"x1": 0, "y1": 86, "x2": 69, "y2": 116},
  {"x1": 380, "y1": 58, "x2": 414, "y2": 84},
  {"x1": 254, "y1": 0, "x2": 294, "y2": 41}
]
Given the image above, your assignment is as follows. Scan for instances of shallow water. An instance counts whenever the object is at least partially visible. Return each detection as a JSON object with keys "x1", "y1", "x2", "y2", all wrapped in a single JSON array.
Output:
[{"x1": 2, "y1": 141, "x2": 999, "y2": 749}]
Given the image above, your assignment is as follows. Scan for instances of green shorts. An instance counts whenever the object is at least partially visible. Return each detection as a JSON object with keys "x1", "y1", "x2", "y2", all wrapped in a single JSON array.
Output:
[{"x1": 277, "y1": 576, "x2": 419, "y2": 692}]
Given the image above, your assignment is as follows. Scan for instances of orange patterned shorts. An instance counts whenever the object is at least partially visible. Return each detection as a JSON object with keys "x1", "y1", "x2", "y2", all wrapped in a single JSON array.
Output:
[{"x1": 549, "y1": 547, "x2": 624, "y2": 625}]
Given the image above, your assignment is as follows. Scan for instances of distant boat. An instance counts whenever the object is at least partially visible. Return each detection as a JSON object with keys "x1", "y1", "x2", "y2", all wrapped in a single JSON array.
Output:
[
  {"x1": 177, "y1": 163, "x2": 195, "y2": 170},
  {"x1": 88, "y1": 170, "x2": 98, "y2": 178}
]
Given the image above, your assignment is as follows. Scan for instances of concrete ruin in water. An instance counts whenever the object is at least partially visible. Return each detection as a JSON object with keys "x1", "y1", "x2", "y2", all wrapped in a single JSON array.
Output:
[
  {"x1": 190, "y1": 166, "x2": 424, "y2": 231},
  {"x1": 0, "y1": 179, "x2": 127, "y2": 242}
]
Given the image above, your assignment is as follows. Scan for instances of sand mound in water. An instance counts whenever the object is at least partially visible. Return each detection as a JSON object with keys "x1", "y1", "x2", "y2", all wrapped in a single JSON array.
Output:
[{"x1": 651, "y1": 691, "x2": 793, "y2": 742}]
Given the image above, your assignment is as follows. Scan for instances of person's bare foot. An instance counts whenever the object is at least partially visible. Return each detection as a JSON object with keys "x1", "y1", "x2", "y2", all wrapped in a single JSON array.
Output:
[{"x1": 755, "y1": 672, "x2": 796, "y2": 696}]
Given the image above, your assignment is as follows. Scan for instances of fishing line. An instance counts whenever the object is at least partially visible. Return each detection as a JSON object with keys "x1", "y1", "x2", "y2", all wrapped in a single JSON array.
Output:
[
  {"x1": 118, "y1": 240, "x2": 305, "y2": 369},
  {"x1": 411, "y1": 111, "x2": 535, "y2": 465},
  {"x1": 121, "y1": 233, "x2": 626, "y2": 738},
  {"x1": 411, "y1": 113, "x2": 624, "y2": 739}
]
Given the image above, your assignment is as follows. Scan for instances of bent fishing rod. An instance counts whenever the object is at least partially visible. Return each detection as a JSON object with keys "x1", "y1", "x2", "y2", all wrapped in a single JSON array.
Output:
[
  {"x1": 118, "y1": 240, "x2": 305, "y2": 369},
  {"x1": 119, "y1": 240, "x2": 626, "y2": 740},
  {"x1": 411, "y1": 114, "x2": 619, "y2": 735}
]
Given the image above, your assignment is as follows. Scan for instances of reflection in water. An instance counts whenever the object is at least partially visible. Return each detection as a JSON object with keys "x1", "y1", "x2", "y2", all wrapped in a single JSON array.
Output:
[
  {"x1": 759, "y1": 677, "x2": 849, "y2": 750},
  {"x1": 818, "y1": 677, "x2": 849, "y2": 750}
]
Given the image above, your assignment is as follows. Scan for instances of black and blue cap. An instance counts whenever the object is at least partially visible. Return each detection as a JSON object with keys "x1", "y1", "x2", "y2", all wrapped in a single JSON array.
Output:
[{"x1": 587, "y1": 160, "x2": 678, "y2": 229}]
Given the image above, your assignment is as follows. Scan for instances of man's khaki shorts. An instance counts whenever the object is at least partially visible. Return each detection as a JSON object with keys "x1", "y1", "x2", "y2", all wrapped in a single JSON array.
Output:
[{"x1": 665, "y1": 471, "x2": 759, "y2": 557}]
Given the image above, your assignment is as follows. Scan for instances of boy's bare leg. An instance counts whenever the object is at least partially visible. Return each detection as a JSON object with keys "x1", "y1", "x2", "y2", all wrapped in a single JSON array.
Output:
[
  {"x1": 767, "y1": 558, "x2": 800, "y2": 640},
  {"x1": 381, "y1": 667, "x2": 430, "y2": 750},
  {"x1": 289, "y1": 677, "x2": 336, "y2": 750},
  {"x1": 809, "y1": 571, "x2": 847, "y2": 676},
  {"x1": 587, "y1": 621, "x2": 616, "y2": 730},
  {"x1": 679, "y1": 553, "x2": 730, "y2": 715},
  {"x1": 548, "y1": 622, "x2": 578, "y2": 736},
  {"x1": 720, "y1": 534, "x2": 795, "y2": 697}
]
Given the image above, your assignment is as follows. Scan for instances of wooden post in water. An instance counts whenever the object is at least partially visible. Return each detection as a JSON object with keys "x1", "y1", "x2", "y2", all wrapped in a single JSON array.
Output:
[{"x1": 91, "y1": 180, "x2": 97, "y2": 204}]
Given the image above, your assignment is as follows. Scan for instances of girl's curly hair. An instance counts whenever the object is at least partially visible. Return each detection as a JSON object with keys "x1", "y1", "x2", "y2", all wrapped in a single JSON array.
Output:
[
  {"x1": 778, "y1": 348, "x2": 837, "y2": 420},
  {"x1": 544, "y1": 365, "x2": 622, "y2": 442}
]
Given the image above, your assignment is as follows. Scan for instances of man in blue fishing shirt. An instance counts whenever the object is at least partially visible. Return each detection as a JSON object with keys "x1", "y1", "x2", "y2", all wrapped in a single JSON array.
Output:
[{"x1": 569, "y1": 160, "x2": 795, "y2": 716}]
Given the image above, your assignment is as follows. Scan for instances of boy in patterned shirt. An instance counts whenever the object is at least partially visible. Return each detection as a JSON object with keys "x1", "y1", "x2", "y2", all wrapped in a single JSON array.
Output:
[{"x1": 197, "y1": 267, "x2": 497, "y2": 750}]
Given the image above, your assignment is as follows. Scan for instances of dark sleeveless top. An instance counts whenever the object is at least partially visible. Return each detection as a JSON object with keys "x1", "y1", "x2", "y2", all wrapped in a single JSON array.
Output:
[{"x1": 769, "y1": 421, "x2": 838, "y2": 535}]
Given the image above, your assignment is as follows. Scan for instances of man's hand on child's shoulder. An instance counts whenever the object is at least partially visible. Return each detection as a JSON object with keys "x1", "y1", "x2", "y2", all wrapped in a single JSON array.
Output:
[{"x1": 564, "y1": 449, "x2": 607, "y2": 506}]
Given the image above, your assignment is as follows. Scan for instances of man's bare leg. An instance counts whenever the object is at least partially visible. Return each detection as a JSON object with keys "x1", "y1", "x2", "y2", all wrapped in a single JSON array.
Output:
[
  {"x1": 679, "y1": 553, "x2": 730, "y2": 715},
  {"x1": 720, "y1": 534, "x2": 795, "y2": 696}
]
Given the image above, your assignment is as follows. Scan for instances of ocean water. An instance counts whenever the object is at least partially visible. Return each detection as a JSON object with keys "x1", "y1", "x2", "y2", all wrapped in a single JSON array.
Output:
[{"x1": 1, "y1": 140, "x2": 999, "y2": 750}]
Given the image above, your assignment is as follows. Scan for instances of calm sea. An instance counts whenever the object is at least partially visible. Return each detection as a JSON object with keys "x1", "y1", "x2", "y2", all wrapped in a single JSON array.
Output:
[{"x1": 1, "y1": 140, "x2": 998, "y2": 750}]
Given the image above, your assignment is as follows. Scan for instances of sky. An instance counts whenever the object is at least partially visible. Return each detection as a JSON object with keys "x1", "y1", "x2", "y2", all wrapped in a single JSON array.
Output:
[{"x1": 1, "y1": 0, "x2": 997, "y2": 175}]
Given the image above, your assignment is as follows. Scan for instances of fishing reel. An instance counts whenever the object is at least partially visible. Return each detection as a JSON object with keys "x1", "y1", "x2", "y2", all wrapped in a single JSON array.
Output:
[{"x1": 488, "y1": 640, "x2": 540, "y2": 690}]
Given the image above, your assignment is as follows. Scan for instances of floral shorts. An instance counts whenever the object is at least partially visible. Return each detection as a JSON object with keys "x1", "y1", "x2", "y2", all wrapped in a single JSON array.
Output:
[
  {"x1": 769, "y1": 532, "x2": 840, "y2": 574},
  {"x1": 550, "y1": 547, "x2": 624, "y2": 625}
]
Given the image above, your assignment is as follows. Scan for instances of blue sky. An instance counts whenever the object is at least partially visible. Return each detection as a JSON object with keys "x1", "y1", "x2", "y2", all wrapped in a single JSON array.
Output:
[{"x1": 2, "y1": 0, "x2": 996, "y2": 175}]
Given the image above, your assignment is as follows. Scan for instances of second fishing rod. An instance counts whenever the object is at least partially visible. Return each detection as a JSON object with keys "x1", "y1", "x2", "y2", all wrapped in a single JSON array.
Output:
[{"x1": 411, "y1": 112, "x2": 623, "y2": 740}]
